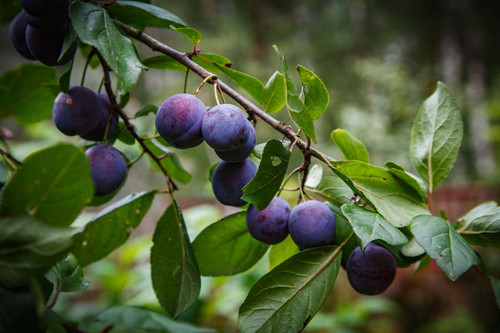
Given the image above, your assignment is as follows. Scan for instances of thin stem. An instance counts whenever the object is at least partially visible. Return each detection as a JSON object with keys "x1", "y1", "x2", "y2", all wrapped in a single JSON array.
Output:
[
  {"x1": 115, "y1": 22, "x2": 337, "y2": 165},
  {"x1": 80, "y1": 48, "x2": 96, "y2": 87},
  {"x1": 127, "y1": 151, "x2": 145, "y2": 167},
  {"x1": 183, "y1": 67, "x2": 189, "y2": 93},
  {"x1": 194, "y1": 74, "x2": 217, "y2": 97},
  {"x1": 0, "y1": 148, "x2": 22, "y2": 170},
  {"x1": 213, "y1": 83, "x2": 221, "y2": 105},
  {"x1": 277, "y1": 166, "x2": 301, "y2": 196},
  {"x1": 96, "y1": 52, "x2": 177, "y2": 193}
]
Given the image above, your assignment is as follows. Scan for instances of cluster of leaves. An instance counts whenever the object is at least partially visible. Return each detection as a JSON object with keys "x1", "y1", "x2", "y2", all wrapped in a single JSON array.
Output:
[{"x1": 1, "y1": 1, "x2": 499, "y2": 332}]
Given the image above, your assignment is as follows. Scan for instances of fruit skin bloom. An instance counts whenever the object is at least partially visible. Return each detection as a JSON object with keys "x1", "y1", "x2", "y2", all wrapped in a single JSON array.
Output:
[
  {"x1": 211, "y1": 158, "x2": 256, "y2": 207},
  {"x1": 155, "y1": 94, "x2": 206, "y2": 149},
  {"x1": 85, "y1": 144, "x2": 127, "y2": 197},
  {"x1": 246, "y1": 197, "x2": 291, "y2": 244},
  {"x1": 346, "y1": 242, "x2": 397, "y2": 295},
  {"x1": 288, "y1": 200, "x2": 336, "y2": 250}
]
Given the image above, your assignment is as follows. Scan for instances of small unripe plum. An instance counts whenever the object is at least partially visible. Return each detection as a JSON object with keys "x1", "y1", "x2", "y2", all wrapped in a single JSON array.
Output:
[
  {"x1": 215, "y1": 124, "x2": 256, "y2": 163},
  {"x1": 211, "y1": 158, "x2": 256, "y2": 207},
  {"x1": 85, "y1": 144, "x2": 127, "y2": 197},
  {"x1": 202, "y1": 104, "x2": 251, "y2": 152},
  {"x1": 246, "y1": 197, "x2": 291, "y2": 244},
  {"x1": 52, "y1": 86, "x2": 102, "y2": 136},
  {"x1": 155, "y1": 93, "x2": 206, "y2": 149},
  {"x1": 346, "y1": 243, "x2": 397, "y2": 295},
  {"x1": 288, "y1": 200, "x2": 336, "y2": 250},
  {"x1": 81, "y1": 93, "x2": 118, "y2": 141},
  {"x1": 9, "y1": 11, "x2": 36, "y2": 60}
]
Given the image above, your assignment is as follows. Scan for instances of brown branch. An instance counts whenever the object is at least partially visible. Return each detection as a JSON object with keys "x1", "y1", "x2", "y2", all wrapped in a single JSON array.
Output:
[
  {"x1": 96, "y1": 52, "x2": 177, "y2": 193},
  {"x1": 115, "y1": 22, "x2": 336, "y2": 167}
]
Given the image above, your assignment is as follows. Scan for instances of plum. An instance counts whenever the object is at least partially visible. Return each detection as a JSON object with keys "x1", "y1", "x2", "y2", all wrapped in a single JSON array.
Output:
[
  {"x1": 21, "y1": 0, "x2": 70, "y2": 32},
  {"x1": 346, "y1": 242, "x2": 397, "y2": 295},
  {"x1": 155, "y1": 93, "x2": 206, "y2": 149},
  {"x1": 215, "y1": 124, "x2": 256, "y2": 162},
  {"x1": 85, "y1": 144, "x2": 127, "y2": 197},
  {"x1": 25, "y1": 24, "x2": 76, "y2": 66},
  {"x1": 202, "y1": 104, "x2": 251, "y2": 152},
  {"x1": 80, "y1": 93, "x2": 119, "y2": 141},
  {"x1": 246, "y1": 197, "x2": 291, "y2": 244},
  {"x1": 52, "y1": 86, "x2": 102, "y2": 136},
  {"x1": 211, "y1": 158, "x2": 256, "y2": 207},
  {"x1": 8, "y1": 11, "x2": 36, "y2": 60},
  {"x1": 288, "y1": 200, "x2": 336, "y2": 250}
]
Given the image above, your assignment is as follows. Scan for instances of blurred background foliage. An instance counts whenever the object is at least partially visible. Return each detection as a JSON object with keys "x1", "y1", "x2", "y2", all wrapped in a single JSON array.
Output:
[{"x1": 1, "y1": 0, "x2": 500, "y2": 332}]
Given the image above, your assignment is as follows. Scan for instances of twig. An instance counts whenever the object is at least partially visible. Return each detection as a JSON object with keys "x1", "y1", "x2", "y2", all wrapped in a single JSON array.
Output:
[
  {"x1": 0, "y1": 148, "x2": 22, "y2": 170},
  {"x1": 96, "y1": 52, "x2": 177, "y2": 194}
]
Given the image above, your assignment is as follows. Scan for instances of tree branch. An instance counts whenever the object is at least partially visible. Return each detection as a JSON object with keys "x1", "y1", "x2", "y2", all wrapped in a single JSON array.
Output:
[{"x1": 115, "y1": 22, "x2": 335, "y2": 167}]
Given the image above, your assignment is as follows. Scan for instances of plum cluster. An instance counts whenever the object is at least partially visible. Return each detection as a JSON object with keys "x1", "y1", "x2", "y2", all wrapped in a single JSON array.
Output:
[
  {"x1": 9, "y1": 0, "x2": 76, "y2": 66},
  {"x1": 52, "y1": 86, "x2": 123, "y2": 197},
  {"x1": 155, "y1": 94, "x2": 257, "y2": 207},
  {"x1": 246, "y1": 199, "x2": 337, "y2": 249}
]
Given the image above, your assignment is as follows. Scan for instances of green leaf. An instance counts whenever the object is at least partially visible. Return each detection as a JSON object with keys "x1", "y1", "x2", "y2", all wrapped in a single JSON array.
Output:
[
  {"x1": 144, "y1": 139, "x2": 192, "y2": 184},
  {"x1": 193, "y1": 53, "x2": 232, "y2": 74},
  {"x1": 55, "y1": 60, "x2": 72, "y2": 93},
  {"x1": 0, "y1": 64, "x2": 58, "y2": 124},
  {"x1": 330, "y1": 160, "x2": 429, "y2": 227},
  {"x1": 97, "y1": 305, "x2": 214, "y2": 333},
  {"x1": 341, "y1": 204, "x2": 408, "y2": 250},
  {"x1": 410, "y1": 82, "x2": 463, "y2": 193},
  {"x1": 411, "y1": 215, "x2": 479, "y2": 280},
  {"x1": 385, "y1": 161, "x2": 427, "y2": 202},
  {"x1": 216, "y1": 64, "x2": 264, "y2": 103},
  {"x1": 297, "y1": 65, "x2": 329, "y2": 120},
  {"x1": 46, "y1": 254, "x2": 89, "y2": 292},
  {"x1": 70, "y1": 2, "x2": 144, "y2": 94},
  {"x1": 238, "y1": 246, "x2": 341, "y2": 333},
  {"x1": 0, "y1": 144, "x2": 93, "y2": 227},
  {"x1": 142, "y1": 55, "x2": 187, "y2": 71},
  {"x1": 151, "y1": 201, "x2": 200, "y2": 318},
  {"x1": 455, "y1": 202, "x2": 500, "y2": 248},
  {"x1": 1, "y1": 0, "x2": 21, "y2": 23},
  {"x1": 242, "y1": 139, "x2": 291, "y2": 211},
  {"x1": 313, "y1": 176, "x2": 353, "y2": 207},
  {"x1": 262, "y1": 71, "x2": 286, "y2": 114},
  {"x1": 192, "y1": 212, "x2": 269, "y2": 276},
  {"x1": 273, "y1": 45, "x2": 316, "y2": 142},
  {"x1": 174, "y1": 27, "x2": 202, "y2": 45},
  {"x1": 491, "y1": 277, "x2": 500, "y2": 309},
  {"x1": 134, "y1": 104, "x2": 158, "y2": 118},
  {"x1": 329, "y1": 204, "x2": 358, "y2": 265},
  {"x1": 72, "y1": 191, "x2": 155, "y2": 267},
  {"x1": 0, "y1": 216, "x2": 72, "y2": 287},
  {"x1": 331, "y1": 129, "x2": 369, "y2": 163},
  {"x1": 268, "y1": 236, "x2": 299, "y2": 270},
  {"x1": 107, "y1": 0, "x2": 186, "y2": 29},
  {"x1": 0, "y1": 286, "x2": 40, "y2": 332}
]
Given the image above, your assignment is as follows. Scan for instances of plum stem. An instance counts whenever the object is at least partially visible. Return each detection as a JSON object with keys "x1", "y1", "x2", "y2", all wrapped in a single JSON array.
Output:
[
  {"x1": 115, "y1": 22, "x2": 336, "y2": 167},
  {"x1": 96, "y1": 52, "x2": 177, "y2": 194},
  {"x1": 0, "y1": 148, "x2": 21, "y2": 170}
]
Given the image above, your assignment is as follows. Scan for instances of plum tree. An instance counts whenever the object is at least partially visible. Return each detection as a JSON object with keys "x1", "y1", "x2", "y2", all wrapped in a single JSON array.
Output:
[
  {"x1": 155, "y1": 93, "x2": 206, "y2": 149},
  {"x1": 52, "y1": 86, "x2": 102, "y2": 136},
  {"x1": 211, "y1": 158, "x2": 256, "y2": 207},
  {"x1": 25, "y1": 24, "x2": 76, "y2": 66},
  {"x1": 80, "y1": 93, "x2": 118, "y2": 141},
  {"x1": 346, "y1": 242, "x2": 397, "y2": 295},
  {"x1": 288, "y1": 200, "x2": 336, "y2": 250},
  {"x1": 215, "y1": 124, "x2": 256, "y2": 162},
  {"x1": 21, "y1": 0, "x2": 70, "y2": 32},
  {"x1": 246, "y1": 196, "x2": 291, "y2": 244},
  {"x1": 202, "y1": 104, "x2": 251, "y2": 151},
  {"x1": 8, "y1": 11, "x2": 36, "y2": 60},
  {"x1": 85, "y1": 144, "x2": 128, "y2": 197}
]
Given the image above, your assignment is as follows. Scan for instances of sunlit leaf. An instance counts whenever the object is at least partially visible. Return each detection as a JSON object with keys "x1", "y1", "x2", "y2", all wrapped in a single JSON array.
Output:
[
  {"x1": 455, "y1": 202, "x2": 500, "y2": 248},
  {"x1": 107, "y1": 0, "x2": 186, "y2": 29},
  {"x1": 262, "y1": 71, "x2": 286, "y2": 114},
  {"x1": 331, "y1": 129, "x2": 369, "y2": 163},
  {"x1": 297, "y1": 65, "x2": 329, "y2": 120}
]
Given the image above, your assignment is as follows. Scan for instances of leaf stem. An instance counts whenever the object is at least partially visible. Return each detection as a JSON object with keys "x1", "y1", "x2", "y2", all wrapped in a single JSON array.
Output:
[
  {"x1": 80, "y1": 47, "x2": 96, "y2": 87},
  {"x1": 0, "y1": 148, "x2": 22, "y2": 170},
  {"x1": 277, "y1": 166, "x2": 301, "y2": 196}
]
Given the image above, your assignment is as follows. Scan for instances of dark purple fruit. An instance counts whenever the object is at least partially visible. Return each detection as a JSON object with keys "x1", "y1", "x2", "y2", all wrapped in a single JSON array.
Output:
[
  {"x1": 52, "y1": 86, "x2": 102, "y2": 136},
  {"x1": 155, "y1": 93, "x2": 206, "y2": 149},
  {"x1": 202, "y1": 104, "x2": 251, "y2": 152},
  {"x1": 246, "y1": 197, "x2": 291, "y2": 244},
  {"x1": 211, "y1": 158, "x2": 256, "y2": 207},
  {"x1": 215, "y1": 124, "x2": 256, "y2": 163},
  {"x1": 80, "y1": 93, "x2": 119, "y2": 141},
  {"x1": 25, "y1": 24, "x2": 76, "y2": 66},
  {"x1": 288, "y1": 200, "x2": 336, "y2": 250},
  {"x1": 21, "y1": 0, "x2": 70, "y2": 32},
  {"x1": 85, "y1": 144, "x2": 127, "y2": 197},
  {"x1": 346, "y1": 243, "x2": 397, "y2": 295},
  {"x1": 8, "y1": 11, "x2": 36, "y2": 60}
]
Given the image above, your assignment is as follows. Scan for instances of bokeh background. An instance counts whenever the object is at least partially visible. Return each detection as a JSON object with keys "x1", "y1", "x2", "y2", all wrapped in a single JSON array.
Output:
[{"x1": 1, "y1": 0, "x2": 500, "y2": 332}]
